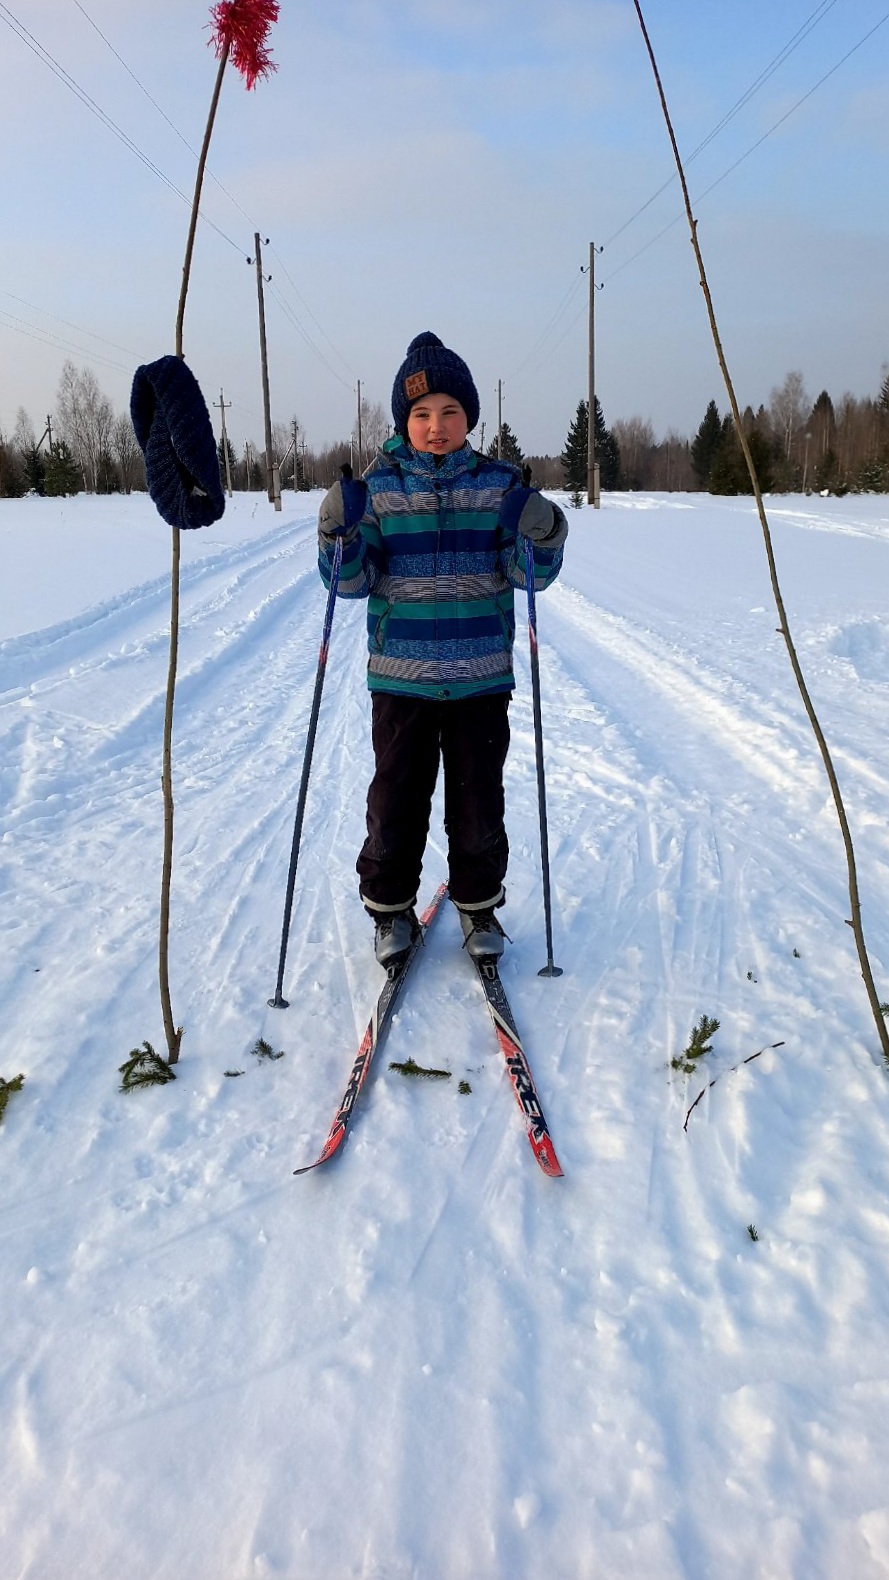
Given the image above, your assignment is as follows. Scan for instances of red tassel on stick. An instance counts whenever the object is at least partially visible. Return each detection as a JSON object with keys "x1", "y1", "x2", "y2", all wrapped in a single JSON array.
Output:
[{"x1": 209, "y1": 0, "x2": 280, "y2": 89}]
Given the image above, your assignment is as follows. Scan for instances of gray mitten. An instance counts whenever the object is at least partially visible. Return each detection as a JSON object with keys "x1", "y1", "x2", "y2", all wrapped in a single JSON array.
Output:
[
  {"x1": 500, "y1": 486, "x2": 565, "y2": 544},
  {"x1": 319, "y1": 466, "x2": 367, "y2": 542}
]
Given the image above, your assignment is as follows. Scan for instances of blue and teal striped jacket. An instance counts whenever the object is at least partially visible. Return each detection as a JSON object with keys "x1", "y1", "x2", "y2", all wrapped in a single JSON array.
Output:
[{"x1": 318, "y1": 437, "x2": 567, "y2": 701}]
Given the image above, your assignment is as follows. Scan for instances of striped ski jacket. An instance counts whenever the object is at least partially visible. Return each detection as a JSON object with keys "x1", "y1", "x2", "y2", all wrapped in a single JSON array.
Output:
[{"x1": 318, "y1": 437, "x2": 567, "y2": 701}]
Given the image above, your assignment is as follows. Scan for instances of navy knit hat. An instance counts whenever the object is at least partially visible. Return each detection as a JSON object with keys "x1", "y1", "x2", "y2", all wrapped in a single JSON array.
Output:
[
  {"x1": 391, "y1": 331, "x2": 480, "y2": 437},
  {"x1": 130, "y1": 355, "x2": 226, "y2": 530}
]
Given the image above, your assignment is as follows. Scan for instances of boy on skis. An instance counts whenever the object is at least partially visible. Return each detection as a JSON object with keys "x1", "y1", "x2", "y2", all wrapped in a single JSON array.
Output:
[{"x1": 317, "y1": 330, "x2": 567, "y2": 971}]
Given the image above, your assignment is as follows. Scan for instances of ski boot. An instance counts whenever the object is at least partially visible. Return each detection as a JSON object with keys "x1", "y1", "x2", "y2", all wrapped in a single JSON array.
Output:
[
  {"x1": 457, "y1": 907, "x2": 507, "y2": 962},
  {"x1": 374, "y1": 909, "x2": 419, "y2": 976}
]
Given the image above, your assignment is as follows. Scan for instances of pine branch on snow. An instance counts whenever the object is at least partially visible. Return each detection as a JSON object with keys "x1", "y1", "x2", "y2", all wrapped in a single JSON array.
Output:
[
  {"x1": 0, "y1": 1073, "x2": 25, "y2": 1124},
  {"x1": 251, "y1": 1038, "x2": 285, "y2": 1062},
  {"x1": 671, "y1": 1014, "x2": 720, "y2": 1077},
  {"x1": 119, "y1": 1042, "x2": 178, "y2": 1093}
]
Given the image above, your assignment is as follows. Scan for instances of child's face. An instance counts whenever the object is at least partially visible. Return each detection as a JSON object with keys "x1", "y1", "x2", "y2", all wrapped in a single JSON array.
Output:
[{"x1": 406, "y1": 393, "x2": 469, "y2": 455}]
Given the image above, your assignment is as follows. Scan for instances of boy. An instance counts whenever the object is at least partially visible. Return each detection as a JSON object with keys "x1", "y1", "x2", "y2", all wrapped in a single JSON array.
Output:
[{"x1": 318, "y1": 331, "x2": 568, "y2": 971}]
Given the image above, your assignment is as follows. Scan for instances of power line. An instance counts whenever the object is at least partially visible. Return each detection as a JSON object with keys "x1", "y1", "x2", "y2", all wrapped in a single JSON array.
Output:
[
  {"x1": 603, "y1": 9, "x2": 889, "y2": 288},
  {"x1": 511, "y1": 294, "x2": 589, "y2": 388},
  {"x1": 0, "y1": 0, "x2": 242, "y2": 253},
  {"x1": 0, "y1": 309, "x2": 135, "y2": 375},
  {"x1": 267, "y1": 246, "x2": 358, "y2": 382},
  {"x1": 68, "y1": 0, "x2": 361, "y2": 394},
  {"x1": 604, "y1": 0, "x2": 842, "y2": 249},
  {"x1": 512, "y1": 8, "x2": 889, "y2": 386},
  {"x1": 0, "y1": 291, "x2": 141, "y2": 360},
  {"x1": 266, "y1": 280, "x2": 355, "y2": 393},
  {"x1": 71, "y1": 0, "x2": 259, "y2": 234},
  {"x1": 505, "y1": 269, "x2": 585, "y2": 382},
  {"x1": 684, "y1": 0, "x2": 841, "y2": 163}
]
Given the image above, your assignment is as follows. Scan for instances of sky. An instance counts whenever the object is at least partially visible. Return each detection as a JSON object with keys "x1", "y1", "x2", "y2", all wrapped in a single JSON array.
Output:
[{"x1": 1, "y1": 0, "x2": 887, "y2": 457}]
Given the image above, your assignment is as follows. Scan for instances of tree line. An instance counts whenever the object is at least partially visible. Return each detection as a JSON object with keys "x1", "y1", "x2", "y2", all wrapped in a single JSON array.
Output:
[{"x1": 1, "y1": 359, "x2": 887, "y2": 500}]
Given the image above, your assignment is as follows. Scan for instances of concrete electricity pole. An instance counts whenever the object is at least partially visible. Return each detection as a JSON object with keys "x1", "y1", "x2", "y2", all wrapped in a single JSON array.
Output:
[
  {"x1": 586, "y1": 241, "x2": 602, "y2": 508},
  {"x1": 249, "y1": 232, "x2": 281, "y2": 511},
  {"x1": 356, "y1": 379, "x2": 363, "y2": 475},
  {"x1": 214, "y1": 389, "x2": 233, "y2": 496},
  {"x1": 497, "y1": 379, "x2": 503, "y2": 459}
]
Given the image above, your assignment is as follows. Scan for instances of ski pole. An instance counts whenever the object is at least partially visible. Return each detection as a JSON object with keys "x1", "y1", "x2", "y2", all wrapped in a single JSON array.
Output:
[
  {"x1": 524, "y1": 534, "x2": 563, "y2": 978},
  {"x1": 268, "y1": 473, "x2": 348, "y2": 1008}
]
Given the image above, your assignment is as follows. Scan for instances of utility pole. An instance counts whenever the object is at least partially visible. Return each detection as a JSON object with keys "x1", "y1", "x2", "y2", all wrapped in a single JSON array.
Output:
[
  {"x1": 214, "y1": 389, "x2": 233, "y2": 497},
  {"x1": 586, "y1": 241, "x2": 602, "y2": 508},
  {"x1": 245, "y1": 441, "x2": 252, "y2": 491},
  {"x1": 249, "y1": 232, "x2": 281, "y2": 511},
  {"x1": 497, "y1": 380, "x2": 503, "y2": 459},
  {"x1": 356, "y1": 379, "x2": 363, "y2": 475},
  {"x1": 292, "y1": 418, "x2": 299, "y2": 490},
  {"x1": 37, "y1": 413, "x2": 54, "y2": 452}
]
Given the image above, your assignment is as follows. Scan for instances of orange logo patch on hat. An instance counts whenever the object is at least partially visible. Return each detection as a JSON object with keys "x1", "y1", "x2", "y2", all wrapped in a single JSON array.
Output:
[{"x1": 404, "y1": 370, "x2": 429, "y2": 400}]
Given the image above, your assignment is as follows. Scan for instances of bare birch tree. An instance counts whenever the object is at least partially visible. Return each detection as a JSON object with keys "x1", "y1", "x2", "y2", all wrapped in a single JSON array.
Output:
[
  {"x1": 112, "y1": 412, "x2": 143, "y2": 493},
  {"x1": 769, "y1": 370, "x2": 809, "y2": 463},
  {"x1": 354, "y1": 397, "x2": 387, "y2": 472},
  {"x1": 56, "y1": 362, "x2": 115, "y2": 493}
]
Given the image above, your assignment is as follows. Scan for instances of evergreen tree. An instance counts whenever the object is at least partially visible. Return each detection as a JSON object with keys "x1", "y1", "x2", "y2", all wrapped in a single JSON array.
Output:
[
  {"x1": 487, "y1": 422, "x2": 523, "y2": 465},
  {"x1": 559, "y1": 397, "x2": 620, "y2": 493},
  {"x1": 0, "y1": 437, "x2": 26, "y2": 497},
  {"x1": 594, "y1": 397, "x2": 621, "y2": 490},
  {"x1": 217, "y1": 435, "x2": 237, "y2": 490},
  {"x1": 44, "y1": 440, "x2": 83, "y2": 497},
  {"x1": 560, "y1": 399, "x2": 588, "y2": 497},
  {"x1": 709, "y1": 417, "x2": 774, "y2": 495},
  {"x1": 21, "y1": 444, "x2": 46, "y2": 495},
  {"x1": 855, "y1": 457, "x2": 887, "y2": 492},
  {"x1": 690, "y1": 400, "x2": 723, "y2": 487},
  {"x1": 813, "y1": 447, "x2": 839, "y2": 493}
]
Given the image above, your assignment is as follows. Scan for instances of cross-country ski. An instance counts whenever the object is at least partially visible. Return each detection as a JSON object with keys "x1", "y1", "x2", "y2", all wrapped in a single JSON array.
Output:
[{"x1": 293, "y1": 883, "x2": 448, "y2": 1174}]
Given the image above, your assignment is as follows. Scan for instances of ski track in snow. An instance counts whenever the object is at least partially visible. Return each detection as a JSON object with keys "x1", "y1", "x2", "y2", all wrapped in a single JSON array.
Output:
[{"x1": 2, "y1": 492, "x2": 889, "y2": 1579}]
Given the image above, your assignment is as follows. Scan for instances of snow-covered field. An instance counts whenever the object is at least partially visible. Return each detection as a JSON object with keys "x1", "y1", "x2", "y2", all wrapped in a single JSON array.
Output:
[{"x1": 3, "y1": 487, "x2": 889, "y2": 1579}]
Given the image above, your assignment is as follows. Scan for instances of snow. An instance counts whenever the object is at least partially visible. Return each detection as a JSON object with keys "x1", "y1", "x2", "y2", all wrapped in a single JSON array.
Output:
[{"x1": 2, "y1": 486, "x2": 889, "y2": 1579}]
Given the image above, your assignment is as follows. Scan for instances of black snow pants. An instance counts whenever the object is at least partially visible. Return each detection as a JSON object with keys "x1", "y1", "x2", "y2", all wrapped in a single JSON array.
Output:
[{"x1": 357, "y1": 692, "x2": 511, "y2": 913}]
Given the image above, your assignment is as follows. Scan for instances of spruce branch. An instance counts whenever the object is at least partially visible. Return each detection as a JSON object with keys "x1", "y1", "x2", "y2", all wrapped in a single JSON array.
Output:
[
  {"x1": 0, "y1": 1073, "x2": 25, "y2": 1125},
  {"x1": 251, "y1": 1037, "x2": 285, "y2": 1061},
  {"x1": 672, "y1": 1014, "x2": 720, "y2": 1077},
  {"x1": 632, "y1": 1, "x2": 889, "y2": 1062},
  {"x1": 119, "y1": 1042, "x2": 178, "y2": 1093},
  {"x1": 389, "y1": 1058, "x2": 452, "y2": 1081}
]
